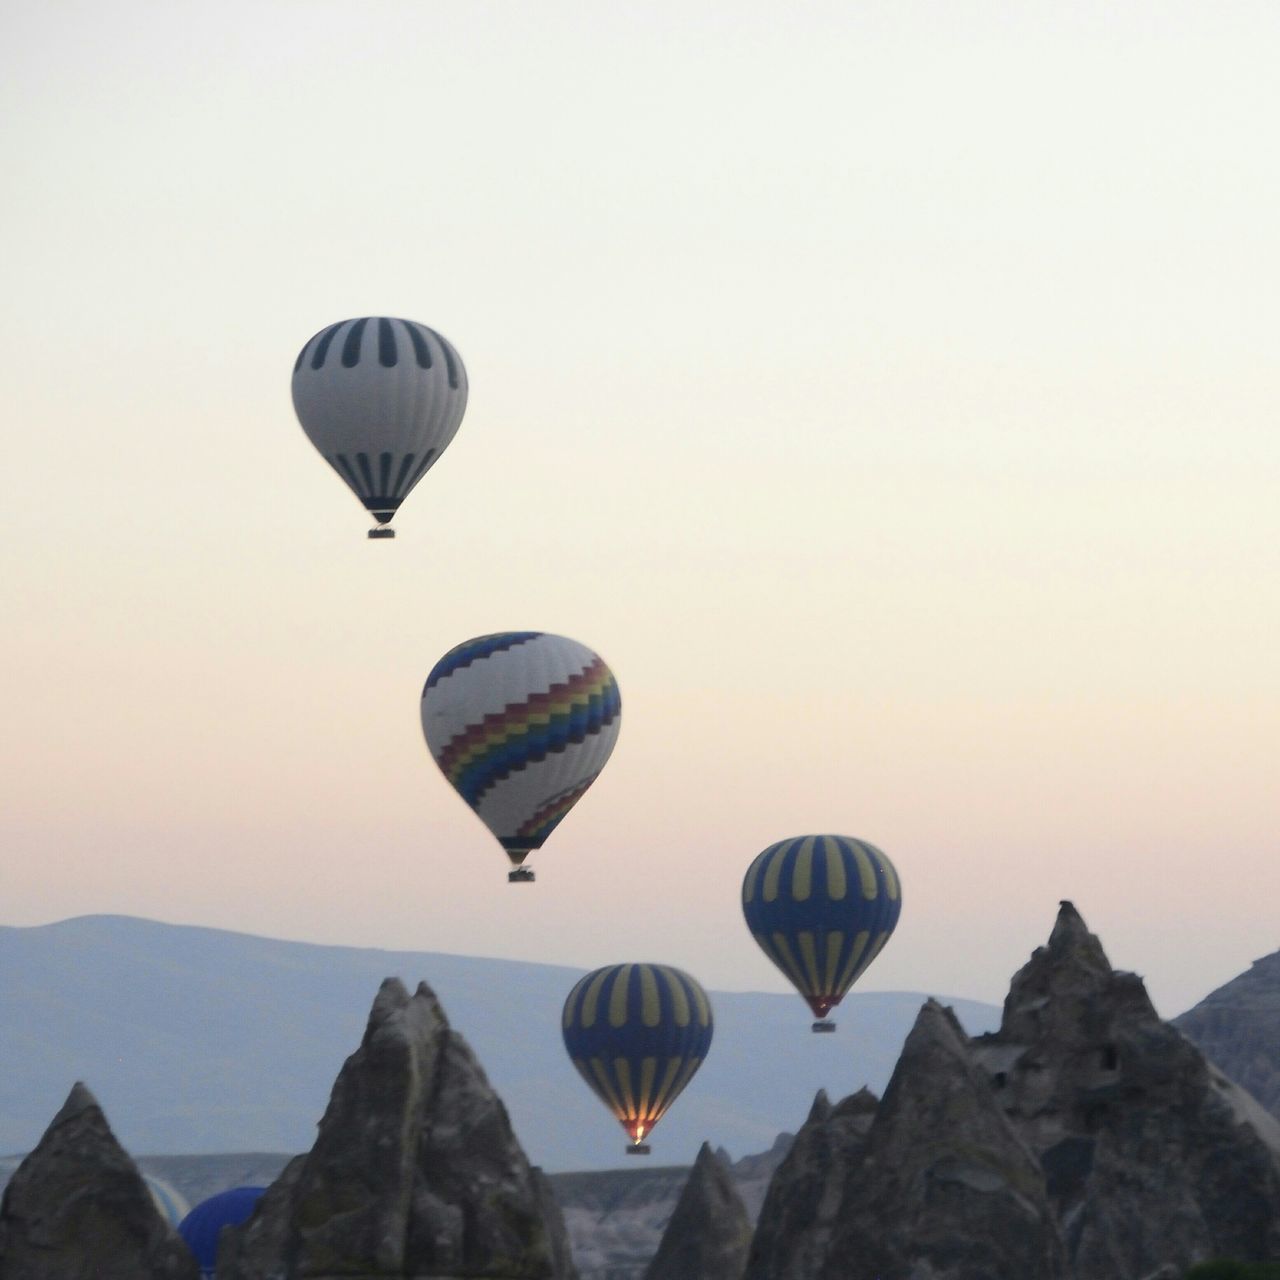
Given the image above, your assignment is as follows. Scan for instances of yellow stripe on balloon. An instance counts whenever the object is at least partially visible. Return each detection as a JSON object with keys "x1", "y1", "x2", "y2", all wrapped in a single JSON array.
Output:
[
  {"x1": 609, "y1": 965, "x2": 634, "y2": 1028},
  {"x1": 762, "y1": 842, "x2": 789, "y2": 903},
  {"x1": 640, "y1": 966, "x2": 661, "y2": 1027},
  {"x1": 742, "y1": 852, "x2": 765, "y2": 904},
  {"x1": 660, "y1": 1055, "x2": 703, "y2": 1118},
  {"x1": 648, "y1": 1056, "x2": 685, "y2": 1119},
  {"x1": 770, "y1": 932, "x2": 811, "y2": 994},
  {"x1": 658, "y1": 967, "x2": 690, "y2": 1027},
  {"x1": 563, "y1": 979, "x2": 584, "y2": 1030},
  {"x1": 637, "y1": 1056, "x2": 658, "y2": 1117},
  {"x1": 792, "y1": 836, "x2": 816, "y2": 902},
  {"x1": 835, "y1": 929, "x2": 871, "y2": 994},
  {"x1": 855, "y1": 930, "x2": 892, "y2": 981},
  {"x1": 849, "y1": 840, "x2": 878, "y2": 900},
  {"x1": 824, "y1": 837, "x2": 847, "y2": 901},
  {"x1": 587, "y1": 1058, "x2": 623, "y2": 1115},
  {"x1": 613, "y1": 1057, "x2": 637, "y2": 1117},
  {"x1": 581, "y1": 968, "x2": 611, "y2": 1028},
  {"x1": 875, "y1": 847, "x2": 900, "y2": 901},
  {"x1": 798, "y1": 931, "x2": 822, "y2": 995},
  {"x1": 688, "y1": 975, "x2": 711, "y2": 1028},
  {"x1": 824, "y1": 931, "x2": 846, "y2": 993}
]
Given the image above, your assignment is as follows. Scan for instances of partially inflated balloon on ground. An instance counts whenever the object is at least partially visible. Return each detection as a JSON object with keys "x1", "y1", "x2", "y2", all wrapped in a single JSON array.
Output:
[
  {"x1": 741, "y1": 834, "x2": 901, "y2": 1032},
  {"x1": 562, "y1": 963, "x2": 713, "y2": 1154},
  {"x1": 292, "y1": 316, "x2": 467, "y2": 538},
  {"x1": 421, "y1": 632, "x2": 621, "y2": 882},
  {"x1": 179, "y1": 1186, "x2": 266, "y2": 1275}
]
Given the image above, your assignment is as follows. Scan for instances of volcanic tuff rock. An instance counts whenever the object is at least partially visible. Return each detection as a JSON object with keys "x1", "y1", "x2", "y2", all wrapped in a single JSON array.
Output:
[
  {"x1": 819, "y1": 1000, "x2": 1067, "y2": 1280},
  {"x1": 641, "y1": 1143, "x2": 751, "y2": 1280},
  {"x1": 0, "y1": 1082, "x2": 198, "y2": 1280},
  {"x1": 970, "y1": 901, "x2": 1280, "y2": 1279},
  {"x1": 742, "y1": 1088, "x2": 878, "y2": 1280},
  {"x1": 1175, "y1": 948, "x2": 1280, "y2": 1120},
  {"x1": 218, "y1": 977, "x2": 571, "y2": 1280}
]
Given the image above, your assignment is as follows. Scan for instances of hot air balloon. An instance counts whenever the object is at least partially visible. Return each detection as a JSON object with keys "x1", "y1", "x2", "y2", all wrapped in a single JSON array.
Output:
[
  {"x1": 562, "y1": 963, "x2": 713, "y2": 1155},
  {"x1": 741, "y1": 834, "x2": 901, "y2": 1033},
  {"x1": 292, "y1": 316, "x2": 468, "y2": 538},
  {"x1": 178, "y1": 1186, "x2": 266, "y2": 1277},
  {"x1": 421, "y1": 632, "x2": 621, "y2": 882}
]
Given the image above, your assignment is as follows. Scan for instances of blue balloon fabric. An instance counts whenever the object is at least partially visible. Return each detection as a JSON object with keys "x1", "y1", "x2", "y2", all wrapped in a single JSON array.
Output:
[{"x1": 178, "y1": 1186, "x2": 266, "y2": 1275}]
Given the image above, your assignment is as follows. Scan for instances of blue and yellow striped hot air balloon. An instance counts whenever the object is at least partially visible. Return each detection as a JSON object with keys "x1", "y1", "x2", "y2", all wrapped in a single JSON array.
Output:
[
  {"x1": 562, "y1": 964, "x2": 713, "y2": 1155},
  {"x1": 741, "y1": 834, "x2": 902, "y2": 1033}
]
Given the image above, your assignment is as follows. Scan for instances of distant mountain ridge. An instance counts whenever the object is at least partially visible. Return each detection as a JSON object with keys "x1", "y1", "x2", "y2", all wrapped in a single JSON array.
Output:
[
  {"x1": 0, "y1": 915, "x2": 1001, "y2": 1171},
  {"x1": 1175, "y1": 947, "x2": 1280, "y2": 1119}
]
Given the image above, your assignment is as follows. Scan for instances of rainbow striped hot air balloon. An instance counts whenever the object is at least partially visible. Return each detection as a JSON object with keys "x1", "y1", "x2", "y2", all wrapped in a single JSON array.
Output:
[
  {"x1": 741, "y1": 834, "x2": 902, "y2": 1033},
  {"x1": 421, "y1": 632, "x2": 621, "y2": 882},
  {"x1": 562, "y1": 963, "x2": 713, "y2": 1155}
]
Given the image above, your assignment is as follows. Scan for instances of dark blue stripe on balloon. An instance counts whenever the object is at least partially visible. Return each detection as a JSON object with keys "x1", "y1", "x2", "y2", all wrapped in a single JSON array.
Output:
[
  {"x1": 402, "y1": 448, "x2": 438, "y2": 494},
  {"x1": 355, "y1": 451, "x2": 375, "y2": 494},
  {"x1": 426, "y1": 327, "x2": 460, "y2": 389},
  {"x1": 378, "y1": 318, "x2": 398, "y2": 367},
  {"x1": 342, "y1": 318, "x2": 369, "y2": 367},
  {"x1": 391, "y1": 453, "x2": 416, "y2": 498},
  {"x1": 378, "y1": 451, "x2": 393, "y2": 495},
  {"x1": 332, "y1": 454, "x2": 362, "y2": 491},
  {"x1": 404, "y1": 322, "x2": 432, "y2": 369},
  {"x1": 424, "y1": 632, "x2": 543, "y2": 692},
  {"x1": 308, "y1": 323, "x2": 344, "y2": 371}
]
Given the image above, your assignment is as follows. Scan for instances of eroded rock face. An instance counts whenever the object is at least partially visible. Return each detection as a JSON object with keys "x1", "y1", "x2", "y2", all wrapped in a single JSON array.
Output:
[
  {"x1": 743, "y1": 1089, "x2": 877, "y2": 1280},
  {"x1": 641, "y1": 1143, "x2": 751, "y2": 1280},
  {"x1": 1175, "y1": 948, "x2": 1280, "y2": 1119},
  {"x1": 0, "y1": 1082, "x2": 198, "y2": 1280},
  {"x1": 971, "y1": 902, "x2": 1280, "y2": 1279},
  {"x1": 817, "y1": 1001, "x2": 1067, "y2": 1280},
  {"x1": 219, "y1": 977, "x2": 568, "y2": 1279}
]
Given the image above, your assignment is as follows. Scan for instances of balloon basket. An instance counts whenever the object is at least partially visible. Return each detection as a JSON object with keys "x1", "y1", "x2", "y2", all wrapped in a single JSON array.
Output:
[
  {"x1": 626, "y1": 1142, "x2": 651, "y2": 1156},
  {"x1": 368, "y1": 527, "x2": 395, "y2": 540},
  {"x1": 508, "y1": 867, "x2": 536, "y2": 883},
  {"x1": 812, "y1": 1020, "x2": 836, "y2": 1034}
]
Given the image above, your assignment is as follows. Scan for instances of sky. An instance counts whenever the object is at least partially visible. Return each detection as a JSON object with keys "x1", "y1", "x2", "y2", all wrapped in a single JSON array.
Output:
[{"x1": 1, "y1": 0, "x2": 1277, "y2": 1022}]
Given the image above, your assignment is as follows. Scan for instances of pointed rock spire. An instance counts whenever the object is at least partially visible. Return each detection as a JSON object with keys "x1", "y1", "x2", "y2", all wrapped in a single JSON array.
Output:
[
  {"x1": 744, "y1": 1085, "x2": 879, "y2": 1280},
  {"x1": 815, "y1": 1000, "x2": 1067, "y2": 1280},
  {"x1": 973, "y1": 901, "x2": 1280, "y2": 1277},
  {"x1": 219, "y1": 977, "x2": 567, "y2": 1279},
  {"x1": 0, "y1": 1082, "x2": 197, "y2": 1280},
  {"x1": 642, "y1": 1143, "x2": 752, "y2": 1280}
]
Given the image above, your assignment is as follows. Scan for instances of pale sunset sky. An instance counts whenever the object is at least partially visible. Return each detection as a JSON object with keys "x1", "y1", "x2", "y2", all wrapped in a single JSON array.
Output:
[{"x1": 2, "y1": 1, "x2": 1276, "y2": 1018}]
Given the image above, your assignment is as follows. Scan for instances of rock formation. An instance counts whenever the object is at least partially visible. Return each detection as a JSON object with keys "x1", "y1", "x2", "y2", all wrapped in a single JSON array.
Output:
[
  {"x1": 743, "y1": 1088, "x2": 877, "y2": 1280},
  {"x1": 0, "y1": 1081, "x2": 198, "y2": 1280},
  {"x1": 821, "y1": 1000, "x2": 1067, "y2": 1280},
  {"x1": 1175, "y1": 947, "x2": 1280, "y2": 1119},
  {"x1": 641, "y1": 1142, "x2": 751, "y2": 1280},
  {"x1": 966, "y1": 902, "x2": 1280, "y2": 1278},
  {"x1": 219, "y1": 977, "x2": 571, "y2": 1279}
]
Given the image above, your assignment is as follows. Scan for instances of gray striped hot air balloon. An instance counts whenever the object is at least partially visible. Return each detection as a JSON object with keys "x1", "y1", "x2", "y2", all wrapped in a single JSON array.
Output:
[{"x1": 292, "y1": 317, "x2": 468, "y2": 538}]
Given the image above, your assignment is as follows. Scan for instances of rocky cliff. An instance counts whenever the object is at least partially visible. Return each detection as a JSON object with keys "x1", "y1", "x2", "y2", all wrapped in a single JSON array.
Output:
[
  {"x1": 1175, "y1": 948, "x2": 1280, "y2": 1120},
  {"x1": 219, "y1": 977, "x2": 574, "y2": 1279},
  {"x1": 746, "y1": 902, "x2": 1280, "y2": 1280},
  {"x1": 641, "y1": 1143, "x2": 751, "y2": 1280},
  {"x1": 0, "y1": 1082, "x2": 197, "y2": 1280}
]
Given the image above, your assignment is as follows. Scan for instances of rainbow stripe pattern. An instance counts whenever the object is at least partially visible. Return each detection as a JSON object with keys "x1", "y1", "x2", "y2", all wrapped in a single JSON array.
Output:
[
  {"x1": 421, "y1": 632, "x2": 622, "y2": 862},
  {"x1": 741, "y1": 834, "x2": 902, "y2": 1019},
  {"x1": 562, "y1": 964, "x2": 713, "y2": 1146}
]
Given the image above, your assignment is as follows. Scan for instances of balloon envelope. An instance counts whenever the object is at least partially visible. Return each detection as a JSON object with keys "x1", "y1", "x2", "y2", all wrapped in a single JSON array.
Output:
[
  {"x1": 741, "y1": 834, "x2": 902, "y2": 1020},
  {"x1": 421, "y1": 632, "x2": 621, "y2": 867},
  {"x1": 562, "y1": 963, "x2": 713, "y2": 1146},
  {"x1": 178, "y1": 1186, "x2": 266, "y2": 1273},
  {"x1": 291, "y1": 316, "x2": 468, "y2": 530}
]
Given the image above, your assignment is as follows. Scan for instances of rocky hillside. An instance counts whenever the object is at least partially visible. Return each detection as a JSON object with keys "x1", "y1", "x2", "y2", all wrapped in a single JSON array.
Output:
[
  {"x1": 1176, "y1": 948, "x2": 1280, "y2": 1119},
  {"x1": 743, "y1": 902, "x2": 1280, "y2": 1280}
]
